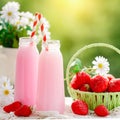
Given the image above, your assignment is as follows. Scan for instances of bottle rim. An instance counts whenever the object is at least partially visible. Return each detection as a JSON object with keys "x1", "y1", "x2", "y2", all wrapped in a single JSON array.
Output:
[
  {"x1": 44, "y1": 40, "x2": 60, "y2": 44},
  {"x1": 19, "y1": 37, "x2": 33, "y2": 46},
  {"x1": 42, "y1": 40, "x2": 60, "y2": 49},
  {"x1": 42, "y1": 40, "x2": 60, "y2": 46}
]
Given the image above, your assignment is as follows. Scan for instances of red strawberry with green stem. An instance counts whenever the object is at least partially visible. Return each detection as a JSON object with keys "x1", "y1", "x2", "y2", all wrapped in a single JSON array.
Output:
[
  {"x1": 71, "y1": 100, "x2": 88, "y2": 115},
  {"x1": 94, "y1": 105, "x2": 109, "y2": 117},
  {"x1": 3, "y1": 101, "x2": 22, "y2": 113},
  {"x1": 14, "y1": 105, "x2": 32, "y2": 117},
  {"x1": 70, "y1": 71, "x2": 91, "y2": 89},
  {"x1": 90, "y1": 75, "x2": 109, "y2": 92}
]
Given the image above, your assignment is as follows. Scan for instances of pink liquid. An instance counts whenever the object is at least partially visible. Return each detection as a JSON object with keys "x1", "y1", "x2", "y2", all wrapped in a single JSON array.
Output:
[
  {"x1": 36, "y1": 41, "x2": 65, "y2": 113},
  {"x1": 14, "y1": 38, "x2": 39, "y2": 106}
]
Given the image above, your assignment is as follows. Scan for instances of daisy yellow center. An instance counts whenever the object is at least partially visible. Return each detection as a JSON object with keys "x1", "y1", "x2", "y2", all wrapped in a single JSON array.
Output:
[
  {"x1": 4, "y1": 89, "x2": 10, "y2": 95},
  {"x1": 3, "y1": 82, "x2": 6, "y2": 86},
  {"x1": 7, "y1": 12, "x2": 12, "y2": 16},
  {"x1": 98, "y1": 63, "x2": 103, "y2": 68},
  {"x1": 29, "y1": 18, "x2": 33, "y2": 22},
  {"x1": 16, "y1": 21, "x2": 20, "y2": 25}
]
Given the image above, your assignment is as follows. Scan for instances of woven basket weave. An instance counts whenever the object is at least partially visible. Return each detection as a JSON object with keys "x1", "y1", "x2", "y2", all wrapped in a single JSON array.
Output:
[{"x1": 66, "y1": 43, "x2": 120, "y2": 110}]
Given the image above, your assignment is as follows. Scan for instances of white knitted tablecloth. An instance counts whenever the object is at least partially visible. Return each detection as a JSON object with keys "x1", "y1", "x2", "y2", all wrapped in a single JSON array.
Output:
[{"x1": 0, "y1": 97, "x2": 120, "y2": 119}]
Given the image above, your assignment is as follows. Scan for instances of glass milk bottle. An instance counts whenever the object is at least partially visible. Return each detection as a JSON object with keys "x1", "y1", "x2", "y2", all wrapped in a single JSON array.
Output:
[
  {"x1": 14, "y1": 37, "x2": 39, "y2": 106},
  {"x1": 36, "y1": 40, "x2": 65, "y2": 114}
]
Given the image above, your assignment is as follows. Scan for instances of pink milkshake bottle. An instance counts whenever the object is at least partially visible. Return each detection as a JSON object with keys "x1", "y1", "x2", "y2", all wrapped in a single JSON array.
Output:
[
  {"x1": 14, "y1": 37, "x2": 39, "y2": 106},
  {"x1": 36, "y1": 40, "x2": 65, "y2": 114}
]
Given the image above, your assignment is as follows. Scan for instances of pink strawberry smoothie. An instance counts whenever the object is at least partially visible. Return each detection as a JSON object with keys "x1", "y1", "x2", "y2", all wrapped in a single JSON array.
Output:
[
  {"x1": 36, "y1": 40, "x2": 65, "y2": 114},
  {"x1": 14, "y1": 37, "x2": 39, "y2": 106}
]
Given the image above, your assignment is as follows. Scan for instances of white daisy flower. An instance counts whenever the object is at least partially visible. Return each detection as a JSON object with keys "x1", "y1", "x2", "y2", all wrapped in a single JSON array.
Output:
[
  {"x1": 19, "y1": 12, "x2": 34, "y2": 27},
  {"x1": 19, "y1": 16, "x2": 29, "y2": 27},
  {"x1": 20, "y1": 12, "x2": 34, "y2": 22},
  {"x1": 92, "y1": 56, "x2": 110, "y2": 75},
  {"x1": 0, "y1": 76, "x2": 11, "y2": 87},
  {"x1": 0, "y1": 1, "x2": 20, "y2": 24},
  {"x1": 15, "y1": 12, "x2": 34, "y2": 32},
  {"x1": 0, "y1": 84, "x2": 14, "y2": 105}
]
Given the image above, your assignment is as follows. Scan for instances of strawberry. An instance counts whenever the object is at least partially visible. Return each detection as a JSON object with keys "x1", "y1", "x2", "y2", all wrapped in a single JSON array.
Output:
[
  {"x1": 108, "y1": 78, "x2": 120, "y2": 92},
  {"x1": 94, "y1": 105, "x2": 109, "y2": 117},
  {"x1": 79, "y1": 84, "x2": 90, "y2": 92},
  {"x1": 90, "y1": 75, "x2": 109, "y2": 92},
  {"x1": 70, "y1": 75, "x2": 80, "y2": 89},
  {"x1": 71, "y1": 100, "x2": 88, "y2": 115},
  {"x1": 107, "y1": 74, "x2": 115, "y2": 82},
  {"x1": 3, "y1": 101, "x2": 22, "y2": 113},
  {"x1": 14, "y1": 105, "x2": 32, "y2": 117},
  {"x1": 70, "y1": 71, "x2": 91, "y2": 89}
]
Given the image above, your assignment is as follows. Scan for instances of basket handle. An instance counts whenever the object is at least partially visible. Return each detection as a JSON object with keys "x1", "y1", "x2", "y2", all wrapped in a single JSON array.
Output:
[{"x1": 66, "y1": 43, "x2": 120, "y2": 86}]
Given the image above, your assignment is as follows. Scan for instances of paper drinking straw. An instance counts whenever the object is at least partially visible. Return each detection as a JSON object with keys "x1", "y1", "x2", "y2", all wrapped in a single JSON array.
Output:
[
  {"x1": 31, "y1": 13, "x2": 42, "y2": 38},
  {"x1": 31, "y1": 12, "x2": 48, "y2": 50},
  {"x1": 40, "y1": 23, "x2": 47, "y2": 42}
]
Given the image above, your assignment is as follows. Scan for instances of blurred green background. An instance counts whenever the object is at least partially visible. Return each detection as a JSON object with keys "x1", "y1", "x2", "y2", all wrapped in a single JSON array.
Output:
[{"x1": 0, "y1": 0, "x2": 120, "y2": 96}]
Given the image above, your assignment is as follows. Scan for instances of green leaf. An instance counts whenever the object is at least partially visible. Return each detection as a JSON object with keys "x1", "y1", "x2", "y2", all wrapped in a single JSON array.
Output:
[
  {"x1": 17, "y1": 28, "x2": 28, "y2": 37},
  {"x1": 26, "y1": 25, "x2": 32, "y2": 31},
  {"x1": 70, "y1": 58, "x2": 82, "y2": 73},
  {"x1": 12, "y1": 38, "x2": 19, "y2": 48}
]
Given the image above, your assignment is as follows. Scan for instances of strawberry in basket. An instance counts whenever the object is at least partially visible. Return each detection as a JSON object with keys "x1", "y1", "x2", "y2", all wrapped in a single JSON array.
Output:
[
  {"x1": 70, "y1": 71, "x2": 91, "y2": 89},
  {"x1": 108, "y1": 78, "x2": 120, "y2": 92},
  {"x1": 90, "y1": 75, "x2": 109, "y2": 92}
]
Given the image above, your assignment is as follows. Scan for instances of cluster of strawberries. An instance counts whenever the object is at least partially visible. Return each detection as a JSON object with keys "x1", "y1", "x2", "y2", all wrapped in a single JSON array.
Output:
[
  {"x1": 70, "y1": 71, "x2": 120, "y2": 117},
  {"x1": 3, "y1": 101, "x2": 32, "y2": 117},
  {"x1": 70, "y1": 71, "x2": 120, "y2": 92}
]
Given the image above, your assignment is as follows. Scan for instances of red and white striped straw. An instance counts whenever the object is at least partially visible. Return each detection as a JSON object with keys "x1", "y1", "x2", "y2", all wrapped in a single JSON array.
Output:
[
  {"x1": 31, "y1": 13, "x2": 42, "y2": 38},
  {"x1": 40, "y1": 23, "x2": 47, "y2": 42},
  {"x1": 31, "y1": 12, "x2": 48, "y2": 50},
  {"x1": 31, "y1": 12, "x2": 47, "y2": 43}
]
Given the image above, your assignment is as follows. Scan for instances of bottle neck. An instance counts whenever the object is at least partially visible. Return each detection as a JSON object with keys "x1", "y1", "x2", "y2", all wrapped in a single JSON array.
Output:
[
  {"x1": 42, "y1": 40, "x2": 60, "y2": 51},
  {"x1": 19, "y1": 37, "x2": 35, "y2": 47}
]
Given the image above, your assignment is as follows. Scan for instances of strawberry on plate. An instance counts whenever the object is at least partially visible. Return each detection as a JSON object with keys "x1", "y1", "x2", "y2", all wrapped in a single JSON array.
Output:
[
  {"x1": 94, "y1": 105, "x2": 109, "y2": 117},
  {"x1": 90, "y1": 75, "x2": 109, "y2": 92},
  {"x1": 71, "y1": 100, "x2": 88, "y2": 115},
  {"x1": 70, "y1": 71, "x2": 91, "y2": 89}
]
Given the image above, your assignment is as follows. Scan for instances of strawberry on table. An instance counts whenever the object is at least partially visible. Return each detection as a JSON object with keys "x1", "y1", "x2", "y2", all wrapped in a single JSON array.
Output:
[
  {"x1": 71, "y1": 100, "x2": 88, "y2": 115},
  {"x1": 108, "y1": 78, "x2": 120, "y2": 92},
  {"x1": 14, "y1": 105, "x2": 32, "y2": 117},
  {"x1": 90, "y1": 75, "x2": 109, "y2": 92},
  {"x1": 94, "y1": 105, "x2": 109, "y2": 117},
  {"x1": 70, "y1": 71, "x2": 91, "y2": 89},
  {"x1": 3, "y1": 101, "x2": 22, "y2": 113}
]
